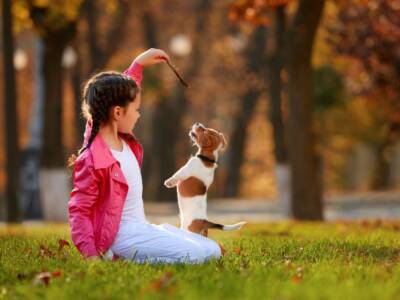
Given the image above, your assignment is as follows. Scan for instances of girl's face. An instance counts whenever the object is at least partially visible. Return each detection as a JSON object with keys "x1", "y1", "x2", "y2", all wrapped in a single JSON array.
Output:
[{"x1": 113, "y1": 93, "x2": 142, "y2": 133}]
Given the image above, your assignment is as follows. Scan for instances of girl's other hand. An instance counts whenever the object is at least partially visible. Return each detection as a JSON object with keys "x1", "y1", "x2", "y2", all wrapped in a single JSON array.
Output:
[
  {"x1": 135, "y1": 48, "x2": 170, "y2": 66},
  {"x1": 86, "y1": 255, "x2": 102, "y2": 261}
]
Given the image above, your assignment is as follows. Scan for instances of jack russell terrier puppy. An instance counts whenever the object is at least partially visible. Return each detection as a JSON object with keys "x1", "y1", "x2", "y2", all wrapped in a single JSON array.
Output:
[{"x1": 164, "y1": 123, "x2": 246, "y2": 237}]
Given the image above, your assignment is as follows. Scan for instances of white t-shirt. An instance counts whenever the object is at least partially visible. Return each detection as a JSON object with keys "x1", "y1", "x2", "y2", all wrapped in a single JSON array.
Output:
[{"x1": 110, "y1": 140, "x2": 146, "y2": 224}]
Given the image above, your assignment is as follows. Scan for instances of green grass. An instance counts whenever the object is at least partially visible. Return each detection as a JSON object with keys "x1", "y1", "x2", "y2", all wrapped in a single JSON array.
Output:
[{"x1": 1, "y1": 221, "x2": 400, "y2": 300}]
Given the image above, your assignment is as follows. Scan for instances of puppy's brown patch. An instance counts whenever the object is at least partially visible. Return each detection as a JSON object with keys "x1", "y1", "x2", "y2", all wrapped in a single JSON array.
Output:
[
  {"x1": 188, "y1": 219, "x2": 224, "y2": 237},
  {"x1": 178, "y1": 177, "x2": 206, "y2": 197},
  {"x1": 188, "y1": 219, "x2": 208, "y2": 236}
]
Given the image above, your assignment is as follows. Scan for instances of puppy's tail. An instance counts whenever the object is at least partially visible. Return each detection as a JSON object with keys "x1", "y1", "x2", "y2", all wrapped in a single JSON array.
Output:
[
  {"x1": 222, "y1": 221, "x2": 247, "y2": 231},
  {"x1": 203, "y1": 220, "x2": 247, "y2": 231}
]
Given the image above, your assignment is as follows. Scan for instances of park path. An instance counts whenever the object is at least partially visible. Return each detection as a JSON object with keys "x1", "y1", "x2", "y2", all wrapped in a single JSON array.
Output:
[
  {"x1": 1, "y1": 191, "x2": 399, "y2": 226},
  {"x1": 144, "y1": 191, "x2": 400, "y2": 224}
]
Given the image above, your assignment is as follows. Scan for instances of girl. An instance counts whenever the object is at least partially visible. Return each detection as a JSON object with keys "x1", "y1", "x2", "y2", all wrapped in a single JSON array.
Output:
[{"x1": 68, "y1": 48, "x2": 221, "y2": 263}]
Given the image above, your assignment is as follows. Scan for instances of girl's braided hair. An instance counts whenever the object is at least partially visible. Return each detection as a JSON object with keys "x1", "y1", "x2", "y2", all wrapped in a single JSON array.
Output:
[{"x1": 68, "y1": 71, "x2": 139, "y2": 167}]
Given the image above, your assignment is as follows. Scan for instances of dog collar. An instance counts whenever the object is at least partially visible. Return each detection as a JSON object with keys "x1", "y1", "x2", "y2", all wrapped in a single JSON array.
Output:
[{"x1": 196, "y1": 154, "x2": 216, "y2": 164}]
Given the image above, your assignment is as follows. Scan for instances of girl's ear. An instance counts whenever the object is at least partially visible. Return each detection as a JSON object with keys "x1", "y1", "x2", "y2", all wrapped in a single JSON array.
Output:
[{"x1": 111, "y1": 106, "x2": 122, "y2": 120}]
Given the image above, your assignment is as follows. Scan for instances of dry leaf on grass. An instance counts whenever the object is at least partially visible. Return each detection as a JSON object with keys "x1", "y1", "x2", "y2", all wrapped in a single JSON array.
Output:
[
  {"x1": 33, "y1": 270, "x2": 63, "y2": 286},
  {"x1": 233, "y1": 247, "x2": 242, "y2": 255},
  {"x1": 38, "y1": 245, "x2": 54, "y2": 258},
  {"x1": 141, "y1": 271, "x2": 175, "y2": 295},
  {"x1": 58, "y1": 239, "x2": 70, "y2": 251}
]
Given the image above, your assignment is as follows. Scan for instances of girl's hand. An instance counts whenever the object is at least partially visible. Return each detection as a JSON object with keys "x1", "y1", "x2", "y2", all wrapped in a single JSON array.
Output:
[
  {"x1": 86, "y1": 255, "x2": 102, "y2": 261},
  {"x1": 135, "y1": 48, "x2": 170, "y2": 66}
]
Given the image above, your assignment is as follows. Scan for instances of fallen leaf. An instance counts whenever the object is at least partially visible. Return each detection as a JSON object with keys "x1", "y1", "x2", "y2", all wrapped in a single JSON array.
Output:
[
  {"x1": 58, "y1": 239, "x2": 70, "y2": 251},
  {"x1": 51, "y1": 270, "x2": 63, "y2": 278},
  {"x1": 38, "y1": 245, "x2": 54, "y2": 258},
  {"x1": 291, "y1": 273, "x2": 303, "y2": 284},
  {"x1": 233, "y1": 247, "x2": 242, "y2": 255},
  {"x1": 34, "y1": 272, "x2": 52, "y2": 286},
  {"x1": 150, "y1": 271, "x2": 174, "y2": 291},
  {"x1": 292, "y1": 266, "x2": 304, "y2": 284}
]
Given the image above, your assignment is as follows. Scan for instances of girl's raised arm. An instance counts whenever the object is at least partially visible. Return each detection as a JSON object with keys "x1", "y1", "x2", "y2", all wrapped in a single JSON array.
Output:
[
  {"x1": 123, "y1": 60, "x2": 143, "y2": 87},
  {"x1": 124, "y1": 48, "x2": 169, "y2": 87}
]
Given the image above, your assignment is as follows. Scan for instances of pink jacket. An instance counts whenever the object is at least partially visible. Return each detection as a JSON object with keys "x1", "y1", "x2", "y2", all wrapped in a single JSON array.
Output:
[{"x1": 68, "y1": 61, "x2": 143, "y2": 258}]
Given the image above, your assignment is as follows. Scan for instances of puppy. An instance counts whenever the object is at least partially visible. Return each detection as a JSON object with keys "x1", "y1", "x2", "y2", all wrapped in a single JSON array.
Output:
[{"x1": 164, "y1": 123, "x2": 246, "y2": 237}]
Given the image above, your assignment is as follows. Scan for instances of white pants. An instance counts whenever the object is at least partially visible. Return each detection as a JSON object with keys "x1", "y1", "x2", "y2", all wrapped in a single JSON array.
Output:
[{"x1": 109, "y1": 222, "x2": 221, "y2": 264}]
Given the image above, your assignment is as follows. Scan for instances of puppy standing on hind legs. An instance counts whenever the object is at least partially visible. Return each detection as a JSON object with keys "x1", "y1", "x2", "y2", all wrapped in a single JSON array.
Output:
[{"x1": 164, "y1": 123, "x2": 247, "y2": 237}]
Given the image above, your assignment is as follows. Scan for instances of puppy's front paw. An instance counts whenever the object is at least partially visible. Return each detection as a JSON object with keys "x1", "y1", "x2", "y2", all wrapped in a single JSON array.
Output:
[{"x1": 164, "y1": 178, "x2": 178, "y2": 188}]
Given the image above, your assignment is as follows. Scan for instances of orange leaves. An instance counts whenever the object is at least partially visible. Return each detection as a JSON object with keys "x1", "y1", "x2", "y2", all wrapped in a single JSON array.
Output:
[
  {"x1": 228, "y1": 0, "x2": 289, "y2": 26},
  {"x1": 330, "y1": 0, "x2": 400, "y2": 122}
]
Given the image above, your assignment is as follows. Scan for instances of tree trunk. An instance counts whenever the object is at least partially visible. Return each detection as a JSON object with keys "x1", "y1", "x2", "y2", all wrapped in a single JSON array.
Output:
[
  {"x1": 40, "y1": 34, "x2": 68, "y2": 167},
  {"x1": 224, "y1": 91, "x2": 261, "y2": 197},
  {"x1": 2, "y1": 0, "x2": 21, "y2": 223},
  {"x1": 224, "y1": 26, "x2": 267, "y2": 197},
  {"x1": 286, "y1": 0, "x2": 325, "y2": 220},
  {"x1": 39, "y1": 29, "x2": 76, "y2": 221},
  {"x1": 371, "y1": 140, "x2": 392, "y2": 189},
  {"x1": 268, "y1": 6, "x2": 287, "y2": 165},
  {"x1": 268, "y1": 6, "x2": 291, "y2": 216}
]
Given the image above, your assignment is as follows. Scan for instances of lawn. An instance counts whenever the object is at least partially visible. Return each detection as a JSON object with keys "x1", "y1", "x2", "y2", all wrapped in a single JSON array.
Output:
[{"x1": 1, "y1": 221, "x2": 400, "y2": 300}]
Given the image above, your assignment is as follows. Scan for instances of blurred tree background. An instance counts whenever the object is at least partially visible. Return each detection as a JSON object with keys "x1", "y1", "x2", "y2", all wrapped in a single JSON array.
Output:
[{"x1": 1, "y1": 0, "x2": 400, "y2": 222}]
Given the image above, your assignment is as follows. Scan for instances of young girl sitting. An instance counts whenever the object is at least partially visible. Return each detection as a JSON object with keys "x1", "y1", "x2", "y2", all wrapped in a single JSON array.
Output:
[{"x1": 68, "y1": 48, "x2": 221, "y2": 263}]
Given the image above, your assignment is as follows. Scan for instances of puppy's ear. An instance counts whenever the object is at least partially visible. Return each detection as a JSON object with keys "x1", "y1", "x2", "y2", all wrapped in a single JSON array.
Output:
[{"x1": 220, "y1": 133, "x2": 227, "y2": 149}]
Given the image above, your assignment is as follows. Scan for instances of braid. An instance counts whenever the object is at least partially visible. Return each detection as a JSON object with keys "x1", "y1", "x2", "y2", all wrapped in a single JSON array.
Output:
[
  {"x1": 86, "y1": 118, "x2": 100, "y2": 149},
  {"x1": 68, "y1": 71, "x2": 139, "y2": 168}
]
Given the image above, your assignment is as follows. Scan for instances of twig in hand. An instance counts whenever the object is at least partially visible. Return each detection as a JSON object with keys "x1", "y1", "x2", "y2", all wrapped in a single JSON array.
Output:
[{"x1": 165, "y1": 60, "x2": 189, "y2": 88}]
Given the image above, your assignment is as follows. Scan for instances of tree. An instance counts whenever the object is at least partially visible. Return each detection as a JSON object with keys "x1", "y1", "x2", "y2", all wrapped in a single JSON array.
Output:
[
  {"x1": 229, "y1": 0, "x2": 325, "y2": 219},
  {"x1": 286, "y1": 0, "x2": 325, "y2": 220},
  {"x1": 21, "y1": 0, "x2": 85, "y2": 220},
  {"x1": 267, "y1": 6, "x2": 290, "y2": 215},
  {"x1": 27, "y1": 0, "x2": 84, "y2": 168},
  {"x1": 328, "y1": 0, "x2": 400, "y2": 189},
  {"x1": 224, "y1": 25, "x2": 268, "y2": 197},
  {"x1": 2, "y1": 0, "x2": 21, "y2": 222}
]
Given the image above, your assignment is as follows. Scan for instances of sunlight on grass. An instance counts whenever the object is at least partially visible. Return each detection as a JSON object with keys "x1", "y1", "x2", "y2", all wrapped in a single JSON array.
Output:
[{"x1": 1, "y1": 221, "x2": 400, "y2": 300}]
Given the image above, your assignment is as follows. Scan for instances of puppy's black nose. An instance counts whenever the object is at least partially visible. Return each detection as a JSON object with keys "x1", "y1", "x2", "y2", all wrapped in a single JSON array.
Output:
[{"x1": 195, "y1": 122, "x2": 200, "y2": 126}]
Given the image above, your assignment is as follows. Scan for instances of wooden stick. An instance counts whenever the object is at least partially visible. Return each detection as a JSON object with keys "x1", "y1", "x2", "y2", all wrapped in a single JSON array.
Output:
[{"x1": 165, "y1": 60, "x2": 189, "y2": 88}]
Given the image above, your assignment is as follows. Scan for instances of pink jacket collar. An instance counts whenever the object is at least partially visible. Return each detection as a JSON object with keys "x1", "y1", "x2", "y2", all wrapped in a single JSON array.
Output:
[{"x1": 83, "y1": 120, "x2": 139, "y2": 170}]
